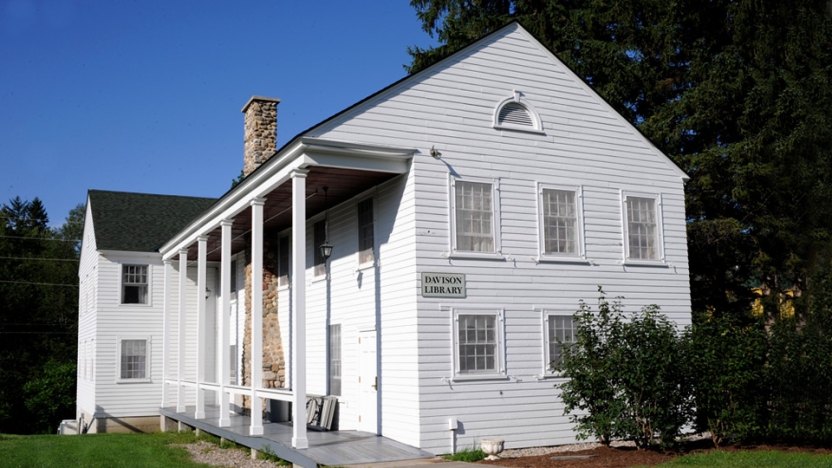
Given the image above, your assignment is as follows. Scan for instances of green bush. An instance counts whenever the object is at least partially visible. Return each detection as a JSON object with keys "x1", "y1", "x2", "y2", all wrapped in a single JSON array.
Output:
[{"x1": 558, "y1": 289, "x2": 691, "y2": 450}]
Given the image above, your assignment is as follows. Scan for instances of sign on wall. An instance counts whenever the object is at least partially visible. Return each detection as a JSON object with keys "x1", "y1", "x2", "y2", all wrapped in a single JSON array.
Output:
[{"x1": 421, "y1": 272, "x2": 466, "y2": 298}]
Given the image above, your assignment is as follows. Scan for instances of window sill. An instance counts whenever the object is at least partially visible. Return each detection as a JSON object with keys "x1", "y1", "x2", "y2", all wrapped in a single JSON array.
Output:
[
  {"x1": 119, "y1": 303, "x2": 152, "y2": 308},
  {"x1": 310, "y1": 274, "x2": 330, "y2": 284},
  {"x1": 620, "y1": 259, "x2": 669, "y2": 268},
  {"x1": 536, "y1": 255, "x2": 590, "y2": 264},
  {"x1": 356, "y1": 261, "x2": 376, "y2": 272},
  {"x1": 493, "y1": 124, "x2": 546, "y2": 135},
  {"x1": 116, "y1": 378, "x2": 151, "y2": 384},
  {"x1": 451, "y1": 374, "x2": 508, "y2": 382},
  {"x1": 446, "y1": 251, "x2": 505, "y2": 261}
]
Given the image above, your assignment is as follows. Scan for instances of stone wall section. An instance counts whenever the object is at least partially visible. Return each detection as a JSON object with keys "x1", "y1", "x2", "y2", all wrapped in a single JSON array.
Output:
[
  {"x1": 241, "y1": 234, "x2": 286, "y2": 409},
  {"x1": 242, "y1": 97, "x2": 280, "y2": 177}
]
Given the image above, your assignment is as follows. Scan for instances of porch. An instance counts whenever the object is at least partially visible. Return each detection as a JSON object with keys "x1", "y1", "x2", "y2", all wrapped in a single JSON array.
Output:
[{"x1": 160, "y1": 405, "x2": 433, "y2": 468}]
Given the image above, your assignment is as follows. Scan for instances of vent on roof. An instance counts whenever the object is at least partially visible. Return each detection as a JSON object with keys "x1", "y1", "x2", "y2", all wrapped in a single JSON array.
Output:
[
  {"x1": 498, "y1": 102, "x2": 534, "y2": 127},
  {"x1": 493, "y1": 91, "x2": 543, "y2": 133}
]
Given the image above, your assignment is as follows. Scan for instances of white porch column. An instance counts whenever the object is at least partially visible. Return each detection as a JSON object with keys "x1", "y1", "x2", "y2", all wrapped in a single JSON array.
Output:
[
  {"x1": 218, "y1": 220, "x2": 233, "y2": 427},
  {"x1": 177, "y1": 249, "x2": 188, "y2": 413},
  {"x1": 195, "y1": 235, "x2": 207, "y2": 420},
  {"x1": 161, "y1": 259, "x2": 172, "y2": 408},
  {"x1": 250, "y1": 198, "x2": 265, "y2": 436},
  {"x1": 291, "y1": 169, "x2": 309, "y2": 449}
]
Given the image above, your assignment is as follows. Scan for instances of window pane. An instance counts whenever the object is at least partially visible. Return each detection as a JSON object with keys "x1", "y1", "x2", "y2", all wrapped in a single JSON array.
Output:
[
  {"x1": 627, "y1": 197, "x2": 657, "y2": 260},
  {"x1": 230, "y1": 260, "x2": 237, "y2": 298},
  {"x1": 329, "y1": 324, "x2": 341, "y2": 396},
  {"x1": 455, "y1": 181, "x2": 494, "y2": 252},
  {"x1": 548, "y1": 316, "x2": 576, "y2": 370},
  {"x1": 121, "y1": 339, "x2": 146, "y2": 379},
  {"x1": 314, "y1": 221, "x2": 326, "y2": 277},
  {"x1": 357, "y1": 198, "x2": 374, "y2": 265},
  {"x1": 458, "y1": 314, "x2": 497, "y2": 373},
  {"x1": 122, "y1": 265, "x2": 148, "y2": 304},
  {"x1": 542, "y1": 189, "x2": 577, "y2": 255},
  {"x1": 278, "y1": 236, "x2": 290, "y2": 286}
]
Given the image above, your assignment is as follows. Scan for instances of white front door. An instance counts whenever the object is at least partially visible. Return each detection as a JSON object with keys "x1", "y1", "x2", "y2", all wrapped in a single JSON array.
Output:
[{"x1": 358, "y1": 330, "x2": 378, "y2": 434}]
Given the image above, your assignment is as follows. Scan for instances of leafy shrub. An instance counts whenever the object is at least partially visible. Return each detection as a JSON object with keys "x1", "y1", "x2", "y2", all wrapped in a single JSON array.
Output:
[
  {"x1": 558, "y1": 288, "x2": 691, "y2": 450},
  {"x1": 443, "y1": 446, "x2": 487, "y2": 462}
]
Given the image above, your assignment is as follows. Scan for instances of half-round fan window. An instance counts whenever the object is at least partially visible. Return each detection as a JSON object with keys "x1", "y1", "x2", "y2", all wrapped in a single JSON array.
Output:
[
  {"x1": 493, "y1": 92, "x2": 543, "y2": 133},
  {"x1": 498, "y1": 102, "x2": 534, "y2": 127}
]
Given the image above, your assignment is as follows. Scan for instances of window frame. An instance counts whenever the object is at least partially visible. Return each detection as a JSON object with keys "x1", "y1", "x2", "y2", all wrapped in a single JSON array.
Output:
[
  {"x1": 536, "y1": 183, "x2": 587, "y2": 263},
  {"x1": 451, "y1": 308, "x2": 506, "y2": 381},
  {"x1": 449, "y1": 175, "x2": 502, "y2": 259},
  {"x1": 356, "y1": 197, "x2": 376, "y2": 269},
  {"x1": 229, "y1": 258, "x2": 238, "y2": 301},
  {"x1": 120, "y1": 264, "x2": 150, "y2": 306},
  {"x1": 328, "y1": 324, "x2": 342, "y2": 396},
  {"x1": 492, "y1": 92, "x2": 545, "y2": 134},
  {"x1": 277, "y1": 233, "x2": 291, "y2": 288},
  {"x1": 620, "y1": 191, "x2": 666, "y2": 265},
  {"x1": 116, "y1": 336, "x2": 151, "y2": 383},
  {"x1": 542, "y1": 312, "x2": 577, "y2": 377}
]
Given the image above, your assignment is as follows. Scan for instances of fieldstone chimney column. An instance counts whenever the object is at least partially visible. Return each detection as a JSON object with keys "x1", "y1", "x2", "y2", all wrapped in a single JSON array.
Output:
[{"x1": 242, "y1": 96, "x2": 280, "y2": 176}]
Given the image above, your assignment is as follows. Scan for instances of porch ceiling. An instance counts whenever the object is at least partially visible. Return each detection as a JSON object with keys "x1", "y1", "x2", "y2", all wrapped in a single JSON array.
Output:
[{"x1": 186, "y1": 166, "x2": 400, "y2": 262}]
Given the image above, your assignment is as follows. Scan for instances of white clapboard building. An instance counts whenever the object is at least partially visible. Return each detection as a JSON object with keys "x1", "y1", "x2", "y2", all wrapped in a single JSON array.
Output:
[{"x1": 76, "y1": 22, "x2": 690, "y2": 454}]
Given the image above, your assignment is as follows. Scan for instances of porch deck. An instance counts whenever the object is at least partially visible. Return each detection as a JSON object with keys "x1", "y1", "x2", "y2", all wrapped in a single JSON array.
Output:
[{"x1": 160, "y1": 406, "x2": 434, "y2": 468}]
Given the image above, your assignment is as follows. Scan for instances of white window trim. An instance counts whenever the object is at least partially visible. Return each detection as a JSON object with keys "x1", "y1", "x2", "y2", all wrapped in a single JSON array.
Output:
[
  {"x1": 492, "y1": 91, "x2": 545, "y2": 134},
  {"x1": 541, "y1": 311, "x2": 576, "y2": 378},
  {"x1": 451, "y1": 308, "x2": 507, "y2": 381},
  {"x1": 536, "y1": 183, "x2": 588, "y2": 263},
  {"x1": 276, "y1": 231, "x2": 291, "y2": 290},
  {"x1": 119, "y1": 263, "x2": 152, "y2": 307},
  {"x1": 115, "y1": 336, "x2": 151, "y2": 383},
  {"x1": 449, "y1": 175, "x2": 503, "y2": 259},
  {"x1": 620, "y1": 190, "x2": 667, "y2": 266},
  {"x1": 355, "y1": 196, "x2": 377, "y2": 271}
]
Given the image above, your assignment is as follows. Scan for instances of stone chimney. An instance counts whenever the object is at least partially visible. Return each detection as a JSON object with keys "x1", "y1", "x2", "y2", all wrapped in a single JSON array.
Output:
[{"x1": 242, "y1": 96, "x2": 280, "y2": 176}]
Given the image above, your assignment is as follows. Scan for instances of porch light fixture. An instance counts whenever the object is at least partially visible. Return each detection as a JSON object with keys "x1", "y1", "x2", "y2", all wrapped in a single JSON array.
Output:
[{"x1": 320, "y1": 186, "x2": 334, "y2": 261}]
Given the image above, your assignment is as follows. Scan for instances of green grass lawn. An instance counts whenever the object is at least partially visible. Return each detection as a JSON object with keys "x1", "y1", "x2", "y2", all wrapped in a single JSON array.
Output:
[
  {"x1": 0, "y1": 432, "x2": 214, "y2": 468},
  {"x1": 650, "y1": 450, "x2": 832, "y2": 467}
]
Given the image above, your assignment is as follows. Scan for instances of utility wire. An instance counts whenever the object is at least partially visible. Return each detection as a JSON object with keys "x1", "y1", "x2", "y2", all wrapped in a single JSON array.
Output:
[
  {"x1": 0, "y1": 256, "x2": 79, "y2": 262},
  {"x1": 0, "y1": 280, "x2": 77, "y2": 287},
  {"x1": 0, "y1": 235, "x2": 81, "y2": 242}
]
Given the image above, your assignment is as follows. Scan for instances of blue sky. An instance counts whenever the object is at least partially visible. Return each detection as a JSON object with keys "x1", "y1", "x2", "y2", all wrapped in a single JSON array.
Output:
[{"x1": 0, "y1": 0, "x2": 437, "y2": 227}]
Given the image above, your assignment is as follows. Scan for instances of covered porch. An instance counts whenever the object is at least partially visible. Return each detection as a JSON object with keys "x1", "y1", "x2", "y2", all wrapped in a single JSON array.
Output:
[{"x1": 157, "y1": 137, "x2": 417, "y2": 451}]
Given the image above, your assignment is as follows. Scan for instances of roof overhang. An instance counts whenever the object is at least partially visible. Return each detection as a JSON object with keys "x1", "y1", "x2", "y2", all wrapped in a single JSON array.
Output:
[{"x1": 159, "y1": 137, "x2": 417, "y2": 261}]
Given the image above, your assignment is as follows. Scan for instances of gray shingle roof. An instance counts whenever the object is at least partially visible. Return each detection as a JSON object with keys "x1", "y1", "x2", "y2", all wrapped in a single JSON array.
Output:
[{"x1": 88, "y1": 190, "x2": 217, "y2": 252}]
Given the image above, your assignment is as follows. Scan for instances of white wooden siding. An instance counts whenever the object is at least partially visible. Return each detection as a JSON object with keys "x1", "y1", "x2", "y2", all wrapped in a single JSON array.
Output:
[
  {"x1": 76, "y1": 202, "x2": 98, "y2": 417},
  {"x1": 310, "y1": 24, "x2": 690, "y2": 453}
]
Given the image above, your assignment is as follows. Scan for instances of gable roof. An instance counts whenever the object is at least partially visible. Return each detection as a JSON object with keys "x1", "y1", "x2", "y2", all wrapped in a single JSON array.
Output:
[{"x1": 88, "y1": 190, "x2": 217, "y2": 252}]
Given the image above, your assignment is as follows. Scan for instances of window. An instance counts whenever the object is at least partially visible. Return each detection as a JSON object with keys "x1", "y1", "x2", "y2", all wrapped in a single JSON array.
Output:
[
  {"x1": 229, "y1": 344, "x2": 237, "y2": 385},
  {"x1": 329, "y1": 324, "x2": 341, "y2": 396},
  {"x1": 313, "y1": 220, "x2": 326, "y2": 277},
  {"x1": 278, "y1": 235, "x2": 290, "y2": 286},
  {"x1": 492, "y1": 92, "x2": 543, "y2": 133},
  {"x1": 451, "y1": 179, "x2": 500, "y2": 255},
  {"x1": 453, "y1": 309, "x2": 505, "y2": 378},
  {"x1": 622, "y1": 193, "x2": 664, "y2": 263},
  {"x1": 538, "y1": 186, "x2": 584, "y2": 259},
  {"x1": 230, "y1": 259, "x2": 237, "y2": 300},
  {"x1": 357, "y1": 198, "x2": 374, "y2": 265},
  {"x1": 119, "y1": 339, "x2": 147, "y2": 380},
  {"x1": 122, "y1": 265, "x2": 148, "y2": 304},
  {"x1": 545, "y1": 314, "x2": 577, "y2": 373}
]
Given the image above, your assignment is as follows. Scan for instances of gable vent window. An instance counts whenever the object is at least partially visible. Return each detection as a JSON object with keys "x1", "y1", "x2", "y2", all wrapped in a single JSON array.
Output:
[
  {"x1": 493, "y1": 91, "x2": 543, "y2": 134},
  {"x1": 498, "y1": 102, "x2": 534, "y2": 127}
]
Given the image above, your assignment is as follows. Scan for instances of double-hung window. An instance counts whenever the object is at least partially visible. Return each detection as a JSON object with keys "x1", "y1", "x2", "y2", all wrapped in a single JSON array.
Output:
[
  {"x1": 122, "y1": 265, "x2": 148, "y2": 304},
  {"x1": 538, "y1": 185, "x2": 585, "y2": 260},
  {"x1": 229, "y1": 259, "x2": 237, "y2": 300},
  {"x1": 118, "y1": 338, "x2": 148, "y2": 381},
  {"x1": 622, "y1": 192, "x2": 664, "y2": 263},
  {"x1": 357, "y1": 198, "x2": 374, "y2": 266},
  {"x1": 544, "y1": 313, "x2": 577, "y2": 374},
  {"x1": 277, "y1": 235, "x2": 290, "y2": 287},
  {"x1": 451, "y1": 178, "x2": 501, "y2": 256},
  {"x1": 453, "y1": 309, "x2": 505, "y2": 379},
  {"x1": 329, "y1": 324, "x2": 341, "y2": 396}
]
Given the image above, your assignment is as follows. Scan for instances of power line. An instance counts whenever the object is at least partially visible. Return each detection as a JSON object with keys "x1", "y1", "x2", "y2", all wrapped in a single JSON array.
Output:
[
  {"x1": 0, "y1": 331, "x2": 73, "y2": 335},
  {"x1": 0, "y1": 280, "x2": 77, "y2": 287},
  {"x1": 0, "y1": 256, "x2": 79, "y2": 262},
  {"x1": 0, "y1": 235, "x2": 81, "y2": 242}
]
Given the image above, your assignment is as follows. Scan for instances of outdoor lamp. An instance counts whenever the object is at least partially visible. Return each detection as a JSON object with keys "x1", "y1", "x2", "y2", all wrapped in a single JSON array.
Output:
[{"x1": 319, "y1": 241, "x2": 333, "y2": 261}]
